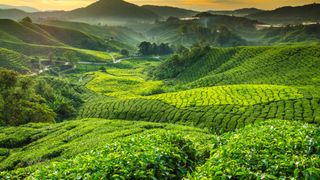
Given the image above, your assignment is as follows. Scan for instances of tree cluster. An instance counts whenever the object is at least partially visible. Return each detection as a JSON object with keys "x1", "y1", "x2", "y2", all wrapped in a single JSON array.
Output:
[
  {"x1": 152, "y1": 44, "x2": 211, "y2": 79},
  {"x1": 138, "y1": 42, "x2": 173, "y2": 56},
  {"x1": 0, "y1": 70, "x2": 83, "y2": 126}
]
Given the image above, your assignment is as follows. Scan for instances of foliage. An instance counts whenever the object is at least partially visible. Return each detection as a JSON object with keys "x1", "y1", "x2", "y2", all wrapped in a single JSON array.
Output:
[
  {"x1": 0, "y1": 118, "x2": 214, "y2": 173},
  {"x1": 120, "y1": 49, "x2": 129, "y2": 56},
  {"x1": 35, "y1": 77, "x2": 84, "y2": 122},
  {"x1": 0, "y1": 120, "x2": 318, "y2": 179},
  {"x1": 20, "y1": 17, "x2": 32, "y2": 23},
  {"x1": 191, "y1": 120, "x2": 320, "y2": 179},
  {"x1": 0, "y1": 70, "x2": 55, "y2": 126},
  {"x1": 63, "y1": 50, "x2": 80, "y2": 65},
  {"x1": 138, "y1": 41, "x2": 173, "y2": 56},
  {"x1": 152, "y1": 43, "x2": 211, "y2": 79}
]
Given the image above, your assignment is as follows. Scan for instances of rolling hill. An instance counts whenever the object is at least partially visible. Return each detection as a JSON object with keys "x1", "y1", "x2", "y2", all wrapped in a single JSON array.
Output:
[
  {"x1": 209, "y1": 8, "x2": 264, "y2": 17},
  {"x1": 146, "y1": 14, "x2": 253, "y2": 46},
  {"x1": 142, "y1": 5, "x2": 198, "y2": 19},
  {"x1": 260, "y1": 24, "x2": 320, "y2": 44},
  {"x1": 0, "y1": 19, "x2": 122, "y2": 51},
  {"x1": 0, "y1": 19, "x2": 60, "y2": 46},
  {"x1": 0, "y1": 4, "x2": 39, "y2": 13},
  {"x1": 246, "y1": 3, "x2": 320, "y2": 24},
  {"x1": 0, "y1": 9, "x2": 29, "y2": 20},
  {"x1": 42, "y1": 20, "x2": 145, "y2": 48},
  {"x1": 0, "y1": 48, "x2": 30, "y2": 73}
]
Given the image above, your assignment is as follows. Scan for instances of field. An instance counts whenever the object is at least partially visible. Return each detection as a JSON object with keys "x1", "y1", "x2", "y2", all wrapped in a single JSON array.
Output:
[
  {"x1": 0, "y1": 19, "x2": 319, "y2": 178},
  {"x1": 74, "y1": 46, "x2": 320, "y2": 133},
  {"x1": 0, "y1": 48, "x2": 30, "y2": 73},
  {"x1": 0, "y1": 119, "x2": 318, "y2": 179}
]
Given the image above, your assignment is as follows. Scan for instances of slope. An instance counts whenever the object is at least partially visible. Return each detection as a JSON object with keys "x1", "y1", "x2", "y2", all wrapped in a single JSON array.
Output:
[
  {"x1": 142, "y1": 5, "x2": 198, "y2": 18},
  {"x1": 1, "y1": 120, "x2": 319, "y2": 179},
  {"x1": 246, "y1": 3, "x2": 320, "y2": 24},
  {"x1": 68, "y1": 0, "x2": 158, "y2": 21},
  {"x1": 0, "y1": 9, "x2": 29, "y2": 20},
  {"x1": 209, "y1": 8, "x2": 264, "y2": 17},
  {"x1": 0, "y1": 19, "x2": 60, "y2": 46},
  {"x1": 0, "y1": 4, "x2": 39, "y2": 13},
  {"x1": 0, "y1": 48, "x2": 30, "y2": 73},
  {"x1": 0, "y1": 118, "x2": 213, "y2": 171},
  {"x1": 42, "y1": 20, "x2": 145, "y2": 48}
]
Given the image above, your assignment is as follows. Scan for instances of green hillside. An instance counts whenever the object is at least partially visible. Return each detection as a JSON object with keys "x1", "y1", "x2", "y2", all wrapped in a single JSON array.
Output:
[
  {"x1": 154, "y1": 45, "x2": 320, "y2": 87},
  {"x1": 0, "y1": 19, "x2": 133, "y2": 57},
  {"x1": 0, "y1": 40, "x2": 113, "y2": 62},
  {"x1": 42, "y1": 20, "x2": 145, "y2": 48},
  {"x1": 0, "y1": 1, "x2": 319, "y2": 178},
  {"x1": 0, "y1": 48, "x2": 29, "y2": 73},
  {"x1": 0, "y1": 119, "x2": 318, "y2": 179},
  {"x1": 0, "y1": 19, "x2": 60, "y2": 46}
]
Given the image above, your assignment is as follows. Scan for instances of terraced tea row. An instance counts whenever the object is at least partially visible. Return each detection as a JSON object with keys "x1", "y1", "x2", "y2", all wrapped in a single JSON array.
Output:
[
  {"x1": 0, "y1": 118, "x2": 211, "y2": 171},
  {"x1": 157, "y1": 45, "x2": 320, "y2": 89},
  {"x1": 147, "y1": 85, "x2": 303, "y2": 107},
  {"x1": 189, "y1": 46, "x2": 320, "y2": 88},
  {"x1": 3, "y1": 120, "x2": 318, "y2": 179},
  {"x1": 0, "y1": 48, "x2": 29, "y2": 73},
  {"x1": 79, "y1": 95, "x2": 320, "y2": 133}
]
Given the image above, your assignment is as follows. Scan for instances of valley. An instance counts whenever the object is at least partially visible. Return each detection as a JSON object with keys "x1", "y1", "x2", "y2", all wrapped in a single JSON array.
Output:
[{"x1": 0, "y1": 0, "x2": 319, "y2": 179}]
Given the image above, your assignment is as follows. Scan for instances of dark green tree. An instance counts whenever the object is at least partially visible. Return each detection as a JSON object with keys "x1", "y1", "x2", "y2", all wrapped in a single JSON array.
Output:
[
  {"x1": 21, "y1": 16, "x2": 32, "y2": 23},
  {"x1": 63, "y1": 51, "x2": 80, "y2": 65},
  {"x1": 120, "y1": 49, "x2": 129, "y2": 57}
]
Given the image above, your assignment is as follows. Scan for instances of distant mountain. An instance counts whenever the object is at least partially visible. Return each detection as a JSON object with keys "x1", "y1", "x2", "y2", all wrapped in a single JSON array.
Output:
[
  {"x1": 68, "y1": 0, "x2": 158, "y2": 21},
  {"x1": 193, "y1": 12, "x2": 260, "y2": 33},
  {"x1": 0, "y1": 4, "x2": 39, "y2": 13},
  {"x1": 142, "y1": 5, "x2": 198, "y2": 19},
  {"x1": 0, "y1": 9, "x2": 29, "y2": 20},
  {"x1": 209, "y1": 8, "x2": 263, "y2": 17},
  {"x1": 147, "y1": 16, "x2": 249, "y2": 47},
  {"x1": 261, "y1": 24, "x2": 320, "y2": 44},
  {"x1": 246, "y1": 3, "x2": 320, "y2": 24}
]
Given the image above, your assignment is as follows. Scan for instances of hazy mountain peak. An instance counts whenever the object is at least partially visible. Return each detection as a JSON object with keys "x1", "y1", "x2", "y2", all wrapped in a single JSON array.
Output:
[{"x1": 0, "y1": 4, "x2": 39, "y2": 13}]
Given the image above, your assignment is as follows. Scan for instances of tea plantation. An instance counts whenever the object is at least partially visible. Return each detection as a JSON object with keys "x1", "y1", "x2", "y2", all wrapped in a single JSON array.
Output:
[
  {"x1": 78, "y1": 46, "x2": 320, "y2": 132},
  {"x1": 0, "y1": 48, "x2": 30, "y2": 73},
  {"x1": 0, "y1": 119, "x2": 319, "y2": 179},
  {"x1": 0, "y1": 44, "x2": 319, "y2": 178}
]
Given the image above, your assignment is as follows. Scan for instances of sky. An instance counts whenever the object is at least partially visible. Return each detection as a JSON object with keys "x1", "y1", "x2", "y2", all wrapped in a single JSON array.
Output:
[{"x1": 1, "y1": 0, "x2": 320, "y2": 11}]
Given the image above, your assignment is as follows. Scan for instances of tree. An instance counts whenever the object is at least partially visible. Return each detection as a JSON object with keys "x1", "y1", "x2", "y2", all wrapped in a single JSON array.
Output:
[
  {"x1": 138, "y1": 41, "x2": 152, "y2": 56},
  {"x1": 63, "y1": 51, "x2": 80, "y2": 65},
  {"x1": 120, "y1": 49, "x2": 129, "y2": 57},
  {"x1": 21, "y1": 16, "x2": 32, "y2": 23},
  {"x1": 0, "y1": 70, "x2": 18, "y2": 92},
  {"x1": 99, "y1": 66, "x2": 107, "y2": 72}
]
